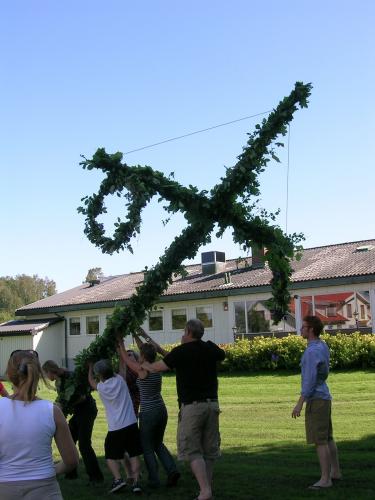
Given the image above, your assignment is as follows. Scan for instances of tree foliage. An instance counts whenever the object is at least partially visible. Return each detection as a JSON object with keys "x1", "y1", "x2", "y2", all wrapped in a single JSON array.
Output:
[
  {"x1": 0, "y1": 275, "x2": 56, "y2": 322},
  {"x1": 61, "y1": 82, "x2": 312, "y2": 413},
  {"x1": 85, "y1": 267, "x2": 104, "y2": 283}
]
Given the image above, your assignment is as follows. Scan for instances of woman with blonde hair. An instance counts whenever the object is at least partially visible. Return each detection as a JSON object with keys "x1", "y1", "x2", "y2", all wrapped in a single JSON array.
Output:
[{"x1": 0, "y1": 350, "x2": 79, "y2": 499}]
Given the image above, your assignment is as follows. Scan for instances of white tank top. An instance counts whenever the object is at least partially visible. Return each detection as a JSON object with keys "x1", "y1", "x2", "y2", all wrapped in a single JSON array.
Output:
[{"x1": 0, "y1": 398, "x2": 56, "y2": 481}]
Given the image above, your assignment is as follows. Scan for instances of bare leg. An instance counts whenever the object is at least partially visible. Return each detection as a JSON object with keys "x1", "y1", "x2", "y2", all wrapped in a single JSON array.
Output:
[
  {"x1": 122, "y1": 454, "x2": 134, "y2": 483},
  {"x1": 129, "y1": 456, "x2": 141, "y2": 483},
  {"x1": 205, "y1": 459, "x2": 214, "y2": 488},
  {"x1": 190, "y1": 457, "x2": 212, "y2": 500},
  {"x1": 106, "y1": 459, "x2": 121, "y2": 480},
  {"x1": 328, "y1": 440, "x2": 342, "y2": 479},
  {"x1": 312, "y1": 444, "x2": 332, "y2": 487}
]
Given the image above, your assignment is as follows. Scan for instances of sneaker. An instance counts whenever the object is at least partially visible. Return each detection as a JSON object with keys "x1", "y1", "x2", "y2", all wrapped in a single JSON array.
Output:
[
  {"x1": 166, "y1": 471, "x2": 181, "y2": 487},
  {"x1": 132, "y1": 482, "x2": 142, "y2": 495},
  {"x1": 110, "y1": 478, "x2": 126, "y2": 493}
]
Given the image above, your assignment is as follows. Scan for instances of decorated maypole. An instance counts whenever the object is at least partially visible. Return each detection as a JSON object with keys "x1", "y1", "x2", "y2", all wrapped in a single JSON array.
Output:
[{"x1": 59, "y1": 82, "x2": 311, "y2": 411}]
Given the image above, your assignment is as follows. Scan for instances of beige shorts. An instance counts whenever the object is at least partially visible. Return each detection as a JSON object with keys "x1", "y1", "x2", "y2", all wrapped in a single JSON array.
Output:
[
  {"x1": 177, "y1": 400, "x2": 221, "y2": 461},
  {"x1": 305, "y1": 399, "x2": 333, "y2": 445},
  {"x1": 0, "y1": 477, "x2": 62, "y2": 500}
]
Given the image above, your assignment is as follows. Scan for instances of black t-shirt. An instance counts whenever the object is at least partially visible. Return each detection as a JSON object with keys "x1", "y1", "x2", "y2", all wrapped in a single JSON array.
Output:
[
  {"x1": 56, "y1": 371, "x2": 96, "y2": 415},
  {"x1": 163, "y1": 340, "x2": 225, "y2": 405}
]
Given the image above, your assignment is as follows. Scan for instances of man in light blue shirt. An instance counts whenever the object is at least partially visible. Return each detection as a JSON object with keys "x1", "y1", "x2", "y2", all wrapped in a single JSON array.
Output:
[{"x1": 292, "y1": 315, "x2": 342, "y2": 490}]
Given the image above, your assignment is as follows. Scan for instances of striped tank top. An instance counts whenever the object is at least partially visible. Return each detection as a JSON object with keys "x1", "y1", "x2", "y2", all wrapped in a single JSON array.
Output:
[{"x1": 136, "y1": 372, "x2": 165, "y2": 413}]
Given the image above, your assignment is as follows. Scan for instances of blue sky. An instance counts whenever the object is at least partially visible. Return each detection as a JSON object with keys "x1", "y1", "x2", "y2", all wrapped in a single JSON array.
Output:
[{"x1": 1, "y1": 1, "x2": 374, "y2": 292}]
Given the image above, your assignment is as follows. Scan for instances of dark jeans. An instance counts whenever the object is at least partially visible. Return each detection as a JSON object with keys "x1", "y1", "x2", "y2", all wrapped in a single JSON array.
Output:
[
  {"x1": 66, "y1": 399, "x2": 103, "y2": 482},
  {"x1": 139, "y1": 405, "x2": 177, "y2": 487}
]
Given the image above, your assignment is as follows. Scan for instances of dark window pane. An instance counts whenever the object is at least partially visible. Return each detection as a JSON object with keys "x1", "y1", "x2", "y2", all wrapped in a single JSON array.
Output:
[
  {"x1": 234, "y1": 302, "x2": 246, "y2": 334},
  {"x1": 196, "y1": 307, "x2": 213, "y2": 328},
  {"x1": 69, "y1": 317, "x2": 81, "y2": 336},
  {"x1": 149, "y1": 311, "x2": 163, "y2": 331},
  {"x1": 247, "y1": 301, "x2": 271, "y2": 333},
  {"x1": 86, "y1": 316, "x2": 99, "y2": 335},
  {"x1": 172, "y1": 309, "x2": 187, "y2": 330}
]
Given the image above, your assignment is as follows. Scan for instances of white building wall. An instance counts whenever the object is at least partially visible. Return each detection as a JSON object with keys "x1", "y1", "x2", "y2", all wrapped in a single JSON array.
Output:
[
  {"x1": 64, "y1": 298, "x2": 232, "y2": 362},
  {"x1": 0, "y1": 336, "x2": 33, "y2": 376},
  {"x1": 33, "y1": 323, "x2": 64, "y2": 366},
  {"x1": 139, "y1": 297, "x2": 230, "y2": 346},
  {"x1": 16, "y1": 281, "x2": 374, "y2": 367}
]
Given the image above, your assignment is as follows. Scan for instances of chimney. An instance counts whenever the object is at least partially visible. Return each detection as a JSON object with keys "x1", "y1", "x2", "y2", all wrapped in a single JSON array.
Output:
[
  {"x1": 201, "y1": 251, "x2": 226, "y2": 275},
  {"x1": 88, "y1": 279, "x2": 100, "y2": 287},
  {"x1": 251, "y1": 244, "x2": 266, "y2": 269}
]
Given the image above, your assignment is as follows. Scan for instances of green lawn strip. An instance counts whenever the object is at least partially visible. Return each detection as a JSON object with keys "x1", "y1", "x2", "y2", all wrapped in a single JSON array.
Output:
[{"x1": 3, "y1": 371, "x2": 375, "y2": 499}]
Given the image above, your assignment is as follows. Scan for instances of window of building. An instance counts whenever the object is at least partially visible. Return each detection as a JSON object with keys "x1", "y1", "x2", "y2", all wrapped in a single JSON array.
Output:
[
  {"x1": 327, "y1": 305, "x2": 336, "y2": 317},
  {"x1": 196, "y1": 306, "x2": 213, "y2": 328},
  {"x1": 346, "y1": 304, "x2": 352, "y2": 318},
  {"x1": 69, "y1": 317, "x2": 81, "y2": 336},
  {"x1": 149, "y1": 310, "x2": 164, "y2": 331},
  {"x1": 171, "y1": 308, "x2": 187, "y2": 330},
  {"x1": 234, "y1": 301, "x2": 271, "y2": 334},
  {"x1": 360, "y1": 304, "x2": 366, "y2": 319},
  {"x1": 307, "y1": 291, "x2": 371, "y2": 330},
  {"x1": 86, "y1": 316, "x2": 99, "y2": 336}
]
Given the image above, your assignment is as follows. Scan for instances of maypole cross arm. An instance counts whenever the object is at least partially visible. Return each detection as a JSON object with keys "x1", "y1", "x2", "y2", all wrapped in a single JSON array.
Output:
[{"x1": 65, "y1": 82, "x2": 312, "y2": 410}]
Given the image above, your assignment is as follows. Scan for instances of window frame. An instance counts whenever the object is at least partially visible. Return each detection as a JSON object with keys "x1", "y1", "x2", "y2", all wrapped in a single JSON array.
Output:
[
  {"x1": 86, "y1": 315, "x2": 100, "y2": 336},
  {"x1": 171, "y1": 308, "x2": 187, "y2": 331},
  {"x1": 195, "y1": 305, "x2": 214, "y2": 328},
  {"x1": 69, "y1": 317, "x2": 81, "y2": 336},
  {"x1": 148, "y1": 309, "x2": 164, "y2": 332}
]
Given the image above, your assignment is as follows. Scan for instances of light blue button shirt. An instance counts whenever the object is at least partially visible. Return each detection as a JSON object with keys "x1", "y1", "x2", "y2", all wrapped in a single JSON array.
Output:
[{"x1": 300, "y1": 339, "x2": 331, "y2": 401}]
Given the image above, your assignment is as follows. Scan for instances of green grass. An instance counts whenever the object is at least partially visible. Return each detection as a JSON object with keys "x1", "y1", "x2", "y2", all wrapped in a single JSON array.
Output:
[{"x1": 3, "y1": 371, "x2": 375, "y2": 499}]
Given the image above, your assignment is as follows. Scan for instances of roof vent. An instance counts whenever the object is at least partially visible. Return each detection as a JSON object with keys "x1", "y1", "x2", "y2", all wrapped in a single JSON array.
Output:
[
  {"x1": 355, "y1": 245, "x2": 375, "y2": 252},
  {"x1": 201, "y1": 251, "x2": 226, "y2": 275},
  {"x1": 88, "y1": 279, "x2": 100, "y2": 287}
]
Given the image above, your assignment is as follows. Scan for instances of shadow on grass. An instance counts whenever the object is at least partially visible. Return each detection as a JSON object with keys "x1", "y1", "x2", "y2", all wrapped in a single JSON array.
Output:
[
  {"x1": 59, "y1": 434, "x2": 375, "y2": 500},
  {"x1": 155, "y1": 369, "x2": 375, "y2": 380}
]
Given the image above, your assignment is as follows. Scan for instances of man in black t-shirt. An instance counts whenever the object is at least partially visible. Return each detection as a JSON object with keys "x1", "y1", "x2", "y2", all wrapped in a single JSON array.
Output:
[{"x1": 142, "y1": 319, "x2": 225, "y2": 500}]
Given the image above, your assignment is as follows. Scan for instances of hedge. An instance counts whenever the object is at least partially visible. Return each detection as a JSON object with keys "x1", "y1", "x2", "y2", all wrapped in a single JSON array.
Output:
[{"x1": 158, "y1": 333, "x2": 375, "y2": 372}]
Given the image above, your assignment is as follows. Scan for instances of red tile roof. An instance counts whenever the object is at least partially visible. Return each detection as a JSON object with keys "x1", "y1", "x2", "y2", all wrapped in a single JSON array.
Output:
[{"x1": 16, "y1": 239, "x2": 375, "y2": 314}]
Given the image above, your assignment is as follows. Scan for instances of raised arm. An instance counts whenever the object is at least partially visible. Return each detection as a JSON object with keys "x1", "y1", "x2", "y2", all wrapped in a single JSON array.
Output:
[
  {"x1": 132, "y1": 333, "x2": 144, "y2": 350},
  {"x1": 88, "y1": 363, "x2": 97, "y2": 390},
  {"x1": 54, "y1": 405, "x2": 79, "y2": 474},
  {"x1": 117, "y1": 339, "x2": 147, "y2": 378},
  {"x1": 138, "y1": 328, "x2": 169, "y2": 357},
  {"x1": 141, "y1": 360, "x2": 169, "y2": 373}
]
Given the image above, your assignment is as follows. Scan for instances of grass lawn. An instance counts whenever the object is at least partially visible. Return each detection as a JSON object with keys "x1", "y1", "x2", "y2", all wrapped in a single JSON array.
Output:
[{"x1": 3, "y1": 370, "x2": 375, "y2": 499}]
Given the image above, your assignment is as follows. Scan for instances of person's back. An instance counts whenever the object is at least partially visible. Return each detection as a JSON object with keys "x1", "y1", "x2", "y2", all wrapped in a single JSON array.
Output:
[
  {"x1": 97, "y1": 373, "x2": 137, "y2": 431},
  {"x1": 0, "y1": 398, "x2": 55, "y2": 481},
  {"x1": 137, "y1": 371, "x2": 164, "y2": 411},
  {"x1": 0, "y1": 351, "x2": 78, "y2": 500},
  {"x1": 141, "y1": 319, "x2": 226, "y2": 500},
  {"x1": 164, "y1": 339, "x2": 225, "y2": 405},
  {"x1": 89, "y1": 360, "x2": 142, "y2": 494}
]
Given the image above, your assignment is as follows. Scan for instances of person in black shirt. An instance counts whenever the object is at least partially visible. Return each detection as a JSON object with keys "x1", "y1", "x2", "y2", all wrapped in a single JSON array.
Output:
[
  {"x1": 141, "y1": 319, "x2": 225, "y2": 500},
  {"x1": 42, "y1": 360, "x2": 104, "y2": 485}
]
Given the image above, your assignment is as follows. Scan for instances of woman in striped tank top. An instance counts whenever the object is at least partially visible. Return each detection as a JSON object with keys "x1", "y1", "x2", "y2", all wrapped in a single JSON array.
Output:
[{"x1": 118, "y1": 333, "x2": 180, "y2": 490}]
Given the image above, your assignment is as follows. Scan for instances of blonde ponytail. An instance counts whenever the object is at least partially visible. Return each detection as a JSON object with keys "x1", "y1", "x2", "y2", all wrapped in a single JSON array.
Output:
[{"x1": 7, "y1": 352, "x2": 46, "y2": 402}]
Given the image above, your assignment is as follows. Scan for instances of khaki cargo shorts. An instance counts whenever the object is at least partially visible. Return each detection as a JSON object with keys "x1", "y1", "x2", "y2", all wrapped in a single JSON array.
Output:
[
  {"x1": 177, "y1": 400, "x2": 221, "y2": 461},
  {"x1": 305, "y1": 399, "x2": 333, "y2": 445}
]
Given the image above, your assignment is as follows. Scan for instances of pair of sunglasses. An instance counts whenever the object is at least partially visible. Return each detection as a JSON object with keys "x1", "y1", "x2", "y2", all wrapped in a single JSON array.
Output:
[{"x1": 10, "y1": 349, "x2": 39, "y2": 358}]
